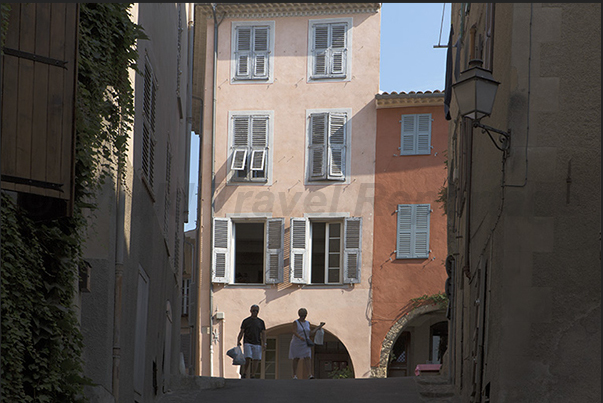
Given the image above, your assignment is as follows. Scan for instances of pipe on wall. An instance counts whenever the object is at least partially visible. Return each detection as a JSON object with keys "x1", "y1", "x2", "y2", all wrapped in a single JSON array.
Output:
[{"x1": 112, "y1": 162, "x2": 126, "y2": 399}]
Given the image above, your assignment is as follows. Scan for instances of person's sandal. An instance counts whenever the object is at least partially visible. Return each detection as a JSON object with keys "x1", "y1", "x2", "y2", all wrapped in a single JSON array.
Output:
[{"x1": 309, "y1": 375, "x2": 315, "y2": 379}]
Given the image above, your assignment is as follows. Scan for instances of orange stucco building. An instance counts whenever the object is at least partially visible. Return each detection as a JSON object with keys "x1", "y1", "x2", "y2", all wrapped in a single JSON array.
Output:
[{"x1": 370, "y1": 91, "x2": 449, "y2": 378}]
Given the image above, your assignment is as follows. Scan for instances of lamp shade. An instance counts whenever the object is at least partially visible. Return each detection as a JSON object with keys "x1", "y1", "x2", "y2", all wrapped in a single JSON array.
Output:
[{"x1": 452, "y1": 65, "x2": 500, "y2": 120}]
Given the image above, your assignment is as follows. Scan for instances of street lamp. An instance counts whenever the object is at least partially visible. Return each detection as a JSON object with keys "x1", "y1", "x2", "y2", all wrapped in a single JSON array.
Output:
[{"x1": 452, "y1": 59, "x2": 511, "y2": 152}]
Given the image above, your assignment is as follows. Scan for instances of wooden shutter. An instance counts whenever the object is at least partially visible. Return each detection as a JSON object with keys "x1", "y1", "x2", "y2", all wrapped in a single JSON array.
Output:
[
  {"x1": 414, "y1": 204, "x2": 431, "y2": 258},
  {"x1": 290, "y1": 218, "x2": 308, "y2": 284},
  {"x1": 330, "y1": 23, "x2": 347, "y2": 75},
  {"x1": 313, "y1": 24, "x2": 329, "y2": 76},
  {"x1": 343, "y1": 217, "x2": 362, "y2": 284},
  {"x1": 212, "y1": 218, "x2": 230, "y2": 283},
  {"x1": 235, "y1": 27, "x2": 252, "y2": 78},
  {"x1": 400, "y1": 115, "x2": 416, "y2": 155},
  {"x1": 251, "y1": 116, "x2": 268, "y2": 171},
  {"x1": 231, "y1": 116, "x2": 249, "y2": 170},
  {"x1": 309, "y1": 113, "x2": 328, "y2": 180},
  {"x1": 266, "y1": 218, "x2": 284, "y2": 284},
  {"x1": 416, "y1": 114, "x2": 432, "y2": 155},
  {"x1": 328, "y1": 112, "x2": 346, "y2": 179},
  {"x1": 396, "y1": 204, "x2": 413, "y2": 259},
  {"x1": 253, "y1": 27, "x2": 269, "y2": 78}
]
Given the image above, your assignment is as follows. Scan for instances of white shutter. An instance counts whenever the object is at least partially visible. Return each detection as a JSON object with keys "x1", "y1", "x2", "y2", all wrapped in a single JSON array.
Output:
[
  {"x1": 253, "y1": 27, "x2": 269, "y2": 78},
  {"x1": 414, "y1": 204, "x2": 431, "y2": 258},
  {"x1": 416, "y1": 114, "x2": 432, "y2": 155},
  {"x1": 343, "y1": 217, "x2": 362, "y2": 284},
  {"x1": 330, "y1": 24, "x2": 347, "y2": 75},
  {"x1": 251, "y1": 116, "x2": 268, "y2": 171},
  {"x1": 396, "y1": 205, "x2": 413, "y2": 259},
  {"x1": 328, "y1": 113, "x2": 346, "y2": 179},
  {"x1": 266, "y1": 218, "x2": 284, "y2": 284},
  {"x1": 290, "y1": 218, "x2": 308, "y2": 284},
  {"x1": 231, "y1": 149, "x2": 248, "y2": 170},
  {"x1": 212, "y1": 218, "x2": 230, "y2": 283},
  {"x1": 400, "y1": 115, "x2": 416, "y2": 155},
  {"x1": 232, "y1": 116, "x2": 250, "y2": 171},
  {"x1": 309, "y1": 113, "x2": 328, "y2": 179},
  {"x1": 235, "y1": 27, "x2": 252, "y2": 79},
  {"x1": 313, "y1": 25, "x2": 329, "y2": 76},
  {"x1": 250, "y1": 150, "x2": 265, "y2": 171}
]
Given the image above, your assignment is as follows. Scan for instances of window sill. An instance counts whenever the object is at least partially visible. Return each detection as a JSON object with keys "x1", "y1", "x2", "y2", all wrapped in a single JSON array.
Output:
[
  {"x1": 299, "y1": 284, "x2": 353, "y2": 289},
  {"x1": 224, "y1": 283, "x2": 273, "y2": 289}
]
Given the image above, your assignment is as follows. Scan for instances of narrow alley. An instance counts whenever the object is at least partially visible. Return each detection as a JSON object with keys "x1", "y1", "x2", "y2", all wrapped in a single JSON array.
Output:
[{"x1": 157, "y1": 375, "x2": 459, "y2": 403}]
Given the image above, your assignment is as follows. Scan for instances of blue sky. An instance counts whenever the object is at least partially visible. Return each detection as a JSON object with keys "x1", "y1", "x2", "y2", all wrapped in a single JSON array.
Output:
[{"x1": 184, "y1": 3, "x2": 451, "y2": 231}]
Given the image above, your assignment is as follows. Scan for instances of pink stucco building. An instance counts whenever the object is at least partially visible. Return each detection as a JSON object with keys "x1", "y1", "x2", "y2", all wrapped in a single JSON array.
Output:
[
  {"x1": 192, "y1": 3, "x2": 381, "y2": 379},
  {"x1": 370, "y1": 91, "x2": 449, "y2": 378}
]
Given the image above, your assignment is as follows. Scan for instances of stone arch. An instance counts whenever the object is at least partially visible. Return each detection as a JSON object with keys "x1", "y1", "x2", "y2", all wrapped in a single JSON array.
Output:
[{"x1": 373, "y1": 304, "x2": 446, "y2": 378}]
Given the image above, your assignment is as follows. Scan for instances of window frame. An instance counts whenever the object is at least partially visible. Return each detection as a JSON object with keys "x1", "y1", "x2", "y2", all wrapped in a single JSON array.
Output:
[
  {"x1": 399, "y1": 113, "x2": 432, "y2": 156},
  {"x1": 396, "y1": 204, "x2": 431, "y2": 259},
  {"x1": 307, "y1": 17, "x2": 353, "y2": 82},
  {"x1": 231, "y1": 21, "x2": 275, "y2": 84},
  {"x1": 305, "y1": 108, "x2": 352, "y2": 184},
  {"x1": 227, "y1": 110, "x2": 273, "y2": 184}
]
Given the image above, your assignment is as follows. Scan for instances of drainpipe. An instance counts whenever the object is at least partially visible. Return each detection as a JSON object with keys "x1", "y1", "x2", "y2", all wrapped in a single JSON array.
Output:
[{"x1": 112, "y1": 162, "x2": 126, "y2": 399}]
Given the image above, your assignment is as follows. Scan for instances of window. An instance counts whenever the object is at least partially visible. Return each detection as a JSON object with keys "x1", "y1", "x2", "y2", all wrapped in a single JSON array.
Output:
[
  {"x1": 212, "y1": 218, "x2": 284, "y2": 284},
  {"x1": 308, "y1": 18, "x2": 352, "y2": 81},
  {"x1": 142, "y1": 55, "x2": 157, "y2": 193},
  {"x1": 396, "y1": 204, "x2": 431, "y2": 259},
  {"x1": 306, "y1": 110, "x2": 350, "y2": 182},
  {"x1": 290, "y1": 217, "x2": 361, "y2": 285},
  {"x1": 181, "y1": 278, "x2": 190, "y2": 316},
  {"x1": 231, "y1": 21, "x2": 274, "y2": 82},
  {"x1": 229, "y1": 112, "x2": 271, "y2": 182},
  {"x1": 400, "y1": 114, "x2": 432, "y2": 155}
]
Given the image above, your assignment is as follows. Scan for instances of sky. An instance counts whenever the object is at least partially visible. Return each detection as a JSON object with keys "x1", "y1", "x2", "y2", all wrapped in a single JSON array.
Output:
[{"x1": 184, "y1": 3, "x2": 451, "y2": 232}]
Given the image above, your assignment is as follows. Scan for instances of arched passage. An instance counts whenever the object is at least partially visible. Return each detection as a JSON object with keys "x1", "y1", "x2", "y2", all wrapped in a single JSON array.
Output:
[
  {"x1": 253, "y1": 323, "x2": 353, "y2": 379},
  {"x1": 373, "y1": 304, "x2": 447, "y2": 378}
]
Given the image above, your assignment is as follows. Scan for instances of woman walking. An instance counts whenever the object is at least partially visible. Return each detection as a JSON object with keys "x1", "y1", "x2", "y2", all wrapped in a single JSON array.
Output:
[{"x1": 289, "y1": 308, "x2": 325, "y2": 379}]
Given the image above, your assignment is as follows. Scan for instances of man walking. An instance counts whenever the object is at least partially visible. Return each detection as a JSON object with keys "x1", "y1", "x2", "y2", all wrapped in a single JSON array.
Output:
[{"x1": 237, "y1": 304, "x2": 266, "y2": 379}]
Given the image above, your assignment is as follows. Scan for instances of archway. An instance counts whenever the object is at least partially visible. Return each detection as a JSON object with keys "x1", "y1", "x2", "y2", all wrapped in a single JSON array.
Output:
[{"x1": 374, "y1": 304, "x2": 447, "y2": 378}]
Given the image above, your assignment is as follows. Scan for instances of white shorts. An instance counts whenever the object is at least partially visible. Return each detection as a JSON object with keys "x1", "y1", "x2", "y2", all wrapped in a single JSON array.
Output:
[{"x1": 243, "y1": 343, "x2": 262, "y2": 360}]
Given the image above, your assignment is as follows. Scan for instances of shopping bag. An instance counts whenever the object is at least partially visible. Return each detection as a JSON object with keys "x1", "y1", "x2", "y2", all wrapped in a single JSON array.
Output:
[
  {"x1": 227, "y1": 346, "x2": 246, "y2": 365},
  {"x1": 314, "y1": 328, "x2": 324, "y2": 345}
]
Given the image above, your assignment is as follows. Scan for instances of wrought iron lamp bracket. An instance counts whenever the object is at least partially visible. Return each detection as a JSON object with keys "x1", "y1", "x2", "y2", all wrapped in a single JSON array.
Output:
[{"x1": 473, "y1": 121, "x2": 511, "y2": 153}]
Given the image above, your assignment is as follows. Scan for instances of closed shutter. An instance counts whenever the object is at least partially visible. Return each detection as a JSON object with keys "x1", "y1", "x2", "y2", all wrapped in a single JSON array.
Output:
[
  {"x1": 313, "y1": 25, "x2": 329, "y2": 76},
  {"x1": 231, "y1": 116, "x2": 250, "y2": 170},
  {"x1": 212, "y1": 218, "x2": 230, "y2": 283},
  {"x1": 343, "y1": 217, "x2": 362, "y2": 284},
  {"x1": 400, "y1": 115, "x2": 416, "y2": 155},
  {"x1": 250, "y1": 116, "x2": 268, "y2": 171},
  {"x1": 414, "y1": 204, "x2": 431, "y2": 258},
  {"x1": 330, "y1": 23, "x2": 347, "y2": 75},
  {"x1": 416, "y1": 114, "x2": 432, "y2": 155},
  {"x1": 309, "y1": 113, "x2": 328, "y2": 180},
  {"x1": 290, "y1": 218, "x2": 308, "y2": 284},
  {"x1": 253, "y1": 27, "x2": 269, "y2": 78},
  {"x1": 396, "y1": 205, "x2": 413, "y2": 259},
  {"x1": 235, "y1": 27, "x2": 252, "y2": 79},
  {"x1": 266, "y1": 218, "x2": 284, "y2": 283},
  {"x1": 328, "y1": 112, "x2": 346, "y2": 179}
]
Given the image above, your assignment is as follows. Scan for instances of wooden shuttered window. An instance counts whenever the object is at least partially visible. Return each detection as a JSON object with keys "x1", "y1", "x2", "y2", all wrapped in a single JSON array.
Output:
[
  {"x1": 142, "y1": 56, "x2": 157, "y2": 192},
  {"x1": 212, "y1": 218, "x2": 231, "y2": 283},
  {"x1": 400, "y1": 114, "x2": 432, "y2": 155},
  {"x1": 396, "y1": 204, "x2": 431, "y2": 259},
  {"x1": 265, "y1": 218, "x2": 284, "y2": 284},
  {"x1": 311, "y1": 22, "x2": 348, "y2": 79},
  {"x1": 343, "y1": 217, "x2": 362, "y2": 284},
  {"x1": 234, "y1": 25, "x2": 270, "y2": 80},
  {"x1": 308, "y1": 112, "x2": 347, "y2": 181},
  {"x1": 1, "y1": 3, "x2": 79, "y2": 214},
  {"x1": 230, "y1": 114, "x2": 269, "y2": 181},
  {"x1": 290, "y1": 218, "x2": 309, "y2": 284}
]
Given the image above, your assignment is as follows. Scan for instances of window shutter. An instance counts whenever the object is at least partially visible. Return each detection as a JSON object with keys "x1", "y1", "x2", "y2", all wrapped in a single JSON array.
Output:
[
  {"x1": 250, "y1": 150, "x2": 265, "y2": 171},
  {"x1": 212, "y1": 218, "x2": 230, "y2": 283},
  {"x1": 416, "y1": 114, "x2": 432, "y2": 155},
  {"x1": 232, "y1": 116, "x2": 250, "y2": 170},
  {"x1": 328, "y1": 113, "x2": 346, "y2": 179},
  {"x1": 330, "y1": 24, "x2": 347, "y2": 75},
  {"x1": 414, "y1": 204, "x2": 431, "y2": 258},
  {"x1": 253, "y1": 27, "x2": 269, "y2": 78},
  {"x1": 343, "y1": 217, "x2": 362, "y2": 284},
  {"x1": 309, "y1": 113, "x2": 328, "y2": 179},
  {"x1": 400, "y1": 115, "x2": 416, "y2": 155},
  {"x1": 313, "y1": 25, "x2": 329, "y2": 76},
  {"x1": 236, "y1": 27, "x2": 252, "y2": 79},
  {"x1": 290, "y1": 218, "x2": 308, "y2": 284},
  {"x1": 251, "y1": 116, "x2": 268, "y2": 171},
  {"x1": 396, "y1": 204, "x2": 413, "y2": 259},
  {"x1": 266, "y1": 218, "x2": 284, "y2": 284}
]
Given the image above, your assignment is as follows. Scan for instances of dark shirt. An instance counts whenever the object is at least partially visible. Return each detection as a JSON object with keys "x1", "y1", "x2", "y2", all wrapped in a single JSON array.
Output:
[{"x1": 240, "y1": 316, "x2": 266, "y2": 345}]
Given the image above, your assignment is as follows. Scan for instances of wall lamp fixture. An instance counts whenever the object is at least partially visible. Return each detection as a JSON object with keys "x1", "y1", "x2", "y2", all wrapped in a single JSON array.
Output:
[{"x1": 452, "y1": 59, "x2": 511, "y2": 152}]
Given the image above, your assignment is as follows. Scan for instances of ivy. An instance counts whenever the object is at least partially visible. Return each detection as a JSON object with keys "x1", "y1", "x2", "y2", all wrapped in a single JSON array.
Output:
[
  {"x1": 410, "y1": 292, "x2": 449, "y2": 310},
  {"x1": 1, "y1": 3, "x2": 144, "y2": 401}
]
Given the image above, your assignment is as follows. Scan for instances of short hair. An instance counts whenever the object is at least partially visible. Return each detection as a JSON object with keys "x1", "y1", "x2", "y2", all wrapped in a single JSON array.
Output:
[
  {"x1": 251, "y1": 304, "x2": 260, "y2": 311},
  {"x1": 298, "y1": 308, "x2": 307, "y2": 316}
]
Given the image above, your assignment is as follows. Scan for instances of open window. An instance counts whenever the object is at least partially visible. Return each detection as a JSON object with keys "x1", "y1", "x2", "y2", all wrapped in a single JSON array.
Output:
[{"x1": 229, "y1": 112, "x2": 271, "y2": 182}]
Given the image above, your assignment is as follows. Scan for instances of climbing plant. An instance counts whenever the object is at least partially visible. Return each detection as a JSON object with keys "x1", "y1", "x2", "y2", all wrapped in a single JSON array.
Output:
[
  {"x1": 410, "y1": 292, "x2": 449, "y2": 310},
  {"x1": 1, "y1": 3, "x2": 145, "y2": 401}
]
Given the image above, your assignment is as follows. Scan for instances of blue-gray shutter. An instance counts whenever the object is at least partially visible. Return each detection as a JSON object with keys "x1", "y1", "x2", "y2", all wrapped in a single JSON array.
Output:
[
  {"x1": 328, "y1": 112, "x2": 346, "y2": 180},
  {"x1": 416, "y1": 114, "x2": 432, "y2": 155},
  {"x1": 414, "y1": 204, "x2": 431, "y2": 258},
  {"x1": 343, "y1": 217, "x2": 362, "y2": 284},
  {"x1": 396, "y1": 204, "x2": 431, "y2": 259},
  {"x1": 290, "y1": 218, "x2": 308, "y2": 284},
  {"x1": 400, "y1": 115, "x2": 416, "y2": 155},
  {"x1": 266, "y1": 218, "x2": 284, "y2": 284},
  {"x1": 309, "y1": 113, "x2": 328, "y2": 180},
  {"x1": 396, "y1": 204, "x2": 413, "y2": 259}
]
